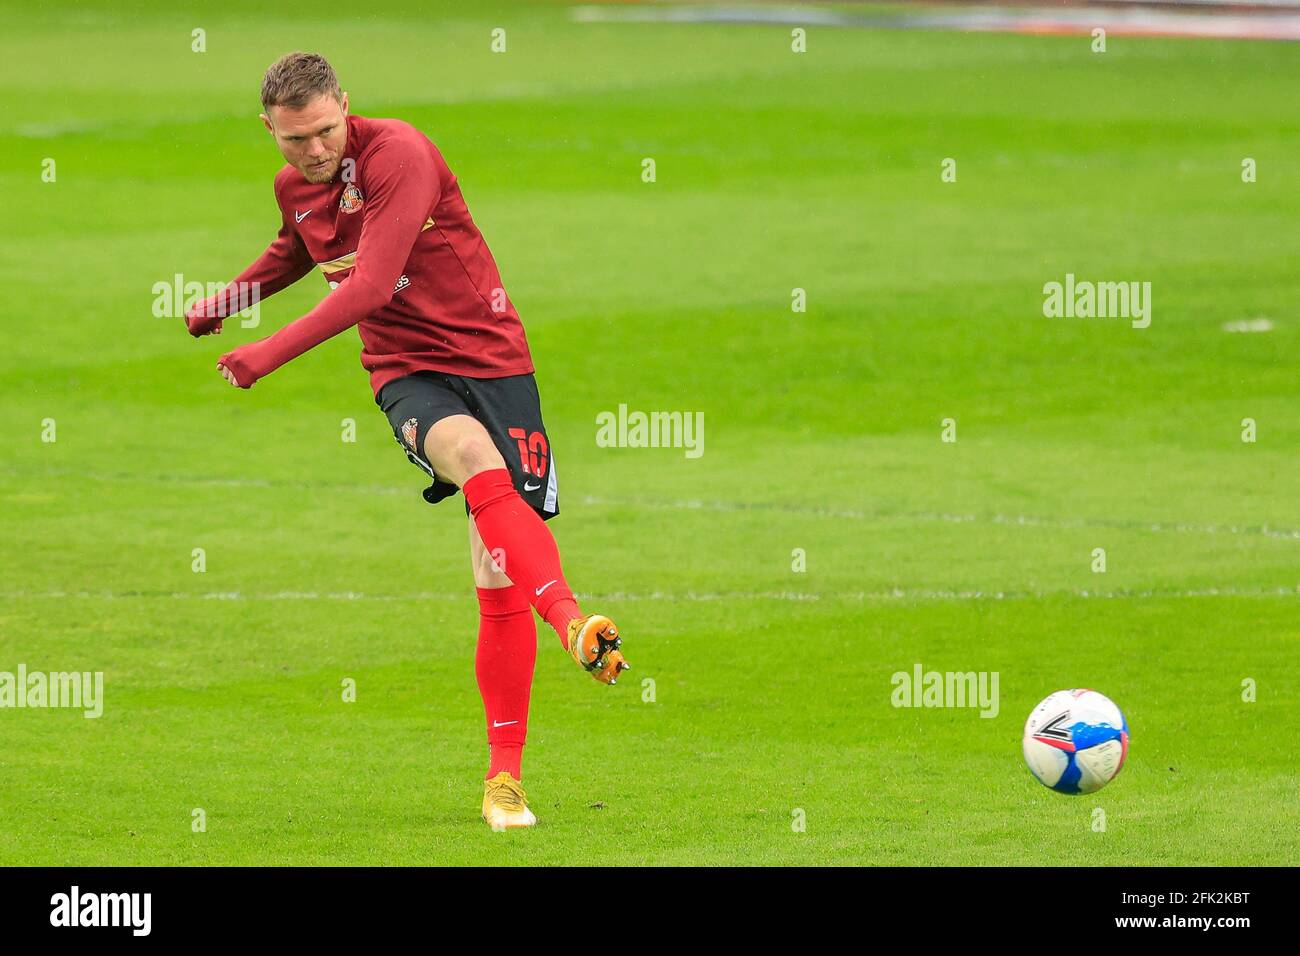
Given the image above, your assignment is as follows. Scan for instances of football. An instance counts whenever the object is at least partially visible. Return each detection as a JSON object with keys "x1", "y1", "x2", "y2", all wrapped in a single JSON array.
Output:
[{"x1": 1022, "y1": 689, "x2": 1130, "y2": 795}]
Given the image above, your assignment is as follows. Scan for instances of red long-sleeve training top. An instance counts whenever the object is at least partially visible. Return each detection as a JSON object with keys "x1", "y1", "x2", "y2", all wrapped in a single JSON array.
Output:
[{"x1": 201, "y1": 113, "x2": 534, "y2": 393}]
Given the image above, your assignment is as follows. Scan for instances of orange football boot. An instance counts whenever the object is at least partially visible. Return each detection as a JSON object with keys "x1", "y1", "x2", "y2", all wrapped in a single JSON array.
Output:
[{"x1": 566, "y1": 614, "x2": 629, "y2": 685}]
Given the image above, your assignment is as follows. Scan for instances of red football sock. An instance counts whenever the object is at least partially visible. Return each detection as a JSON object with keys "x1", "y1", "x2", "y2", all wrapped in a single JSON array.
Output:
[
  {"x1": 463, "y1": 468, "x2": 583, "y2": 648},
  {"x1": 475, "y1": 584, "x2": 537, "y2": 781}
]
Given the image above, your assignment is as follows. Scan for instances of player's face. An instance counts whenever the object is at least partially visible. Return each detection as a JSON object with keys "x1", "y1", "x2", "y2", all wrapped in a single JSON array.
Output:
[{"x1": 262, "y1": 92, "x2": 350, "y2": 184}]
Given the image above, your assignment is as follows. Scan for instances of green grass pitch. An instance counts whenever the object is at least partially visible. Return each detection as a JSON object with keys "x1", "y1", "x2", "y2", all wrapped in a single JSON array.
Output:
[{"x1": 2, "y1": 0, "x2": 1298, "y2": 865}]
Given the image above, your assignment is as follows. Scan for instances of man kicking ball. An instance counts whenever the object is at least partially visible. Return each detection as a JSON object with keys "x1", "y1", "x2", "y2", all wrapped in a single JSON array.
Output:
[{"x1": 183, "y1": 52, "x2": 628, "y2": 831}]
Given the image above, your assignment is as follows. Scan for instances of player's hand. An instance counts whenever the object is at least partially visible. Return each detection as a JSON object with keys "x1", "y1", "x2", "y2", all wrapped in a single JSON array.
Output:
[
  {"x1": 217, "y1": 342, "x2": 268, "y2": 390},
  {"x1": 216, "y1": 362, "x2": 241, "y2": 388},
  {"x1": 185, "y1": 294, "x2": 226, "y2": 337}
]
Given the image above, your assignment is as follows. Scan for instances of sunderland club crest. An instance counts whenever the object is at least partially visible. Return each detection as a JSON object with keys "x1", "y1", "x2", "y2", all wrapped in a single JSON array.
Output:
[
  {"x1": 401, "y1": 417, "x2": 420, "y2": 451},
  {"x1": 339, "y1": 183, "x2": 364, "y2": 214}
]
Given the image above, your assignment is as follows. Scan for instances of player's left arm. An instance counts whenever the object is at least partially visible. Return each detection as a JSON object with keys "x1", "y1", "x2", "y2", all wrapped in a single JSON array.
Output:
[{"x1": 217, "y1": 134, "x2": 440, "y2": 388}]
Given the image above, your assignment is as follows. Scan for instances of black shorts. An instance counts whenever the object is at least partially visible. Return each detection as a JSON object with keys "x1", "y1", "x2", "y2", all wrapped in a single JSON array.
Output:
[{"x1": 376, "y1": 370, "x2": 559, "y2": 520}]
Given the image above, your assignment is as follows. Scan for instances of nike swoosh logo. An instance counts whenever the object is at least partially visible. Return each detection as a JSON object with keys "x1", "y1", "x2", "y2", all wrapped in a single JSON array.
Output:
[
  {"x1": 535, "y1": 580, "x2": 557, "y2": 597},
  {"x1": 492, "y1": 720, "x2": 519, "y2": 728},
  {"x1": 294, "y1": 209, "x2": 312, "y2": 223},
  {"x1": 524, "y1": 480, "x2": 541, "y2": 491}
]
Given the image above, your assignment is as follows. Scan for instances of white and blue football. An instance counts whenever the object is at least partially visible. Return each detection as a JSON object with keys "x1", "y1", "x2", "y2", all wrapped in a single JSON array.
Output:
[{"x1": 1022, "y1": 689, "x2": 1129, "y2": 795}]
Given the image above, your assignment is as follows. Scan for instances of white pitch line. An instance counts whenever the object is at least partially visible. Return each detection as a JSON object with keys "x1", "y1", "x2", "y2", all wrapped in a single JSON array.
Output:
[
  {"x1": 576, "y1": 495, "x2": 1300, "y2": 542},
  {"x1": 6, "y1": 466, "x2": 1300, "y2": 541}
]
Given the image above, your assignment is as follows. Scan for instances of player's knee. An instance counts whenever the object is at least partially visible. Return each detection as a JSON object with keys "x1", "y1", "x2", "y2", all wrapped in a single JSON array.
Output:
[
  {"x1": 424, "y1": 417, "x2": 505, "y2": 486},
  {"x1": 451, "y1": 433, "x2": 506, "y2": 483}
]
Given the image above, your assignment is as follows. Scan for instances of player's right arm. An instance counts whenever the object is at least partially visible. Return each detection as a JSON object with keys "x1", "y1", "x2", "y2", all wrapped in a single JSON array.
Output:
[{"x1": 185, "y1": 203, "x2": 315, "y2": 336}]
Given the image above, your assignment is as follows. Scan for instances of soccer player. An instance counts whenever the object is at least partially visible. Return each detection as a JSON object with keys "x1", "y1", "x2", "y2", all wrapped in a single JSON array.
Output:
[{"x1": 183, "y1": 52, "x2": 628, "y2": 831}]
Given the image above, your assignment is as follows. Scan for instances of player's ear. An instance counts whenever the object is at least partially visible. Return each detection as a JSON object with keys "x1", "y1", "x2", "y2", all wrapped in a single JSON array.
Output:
[
  {"x1": 259, "y1": 112, "x2": 274, "y2": 135},
  {"x1": 340, "y1": 91, "x2": 349, "y2": 117}
]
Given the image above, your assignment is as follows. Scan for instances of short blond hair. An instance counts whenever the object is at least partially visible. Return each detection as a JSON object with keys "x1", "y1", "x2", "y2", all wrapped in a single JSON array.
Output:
[{"x1": 261, "y1": 52, "x2": 341, "y2": 111}]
